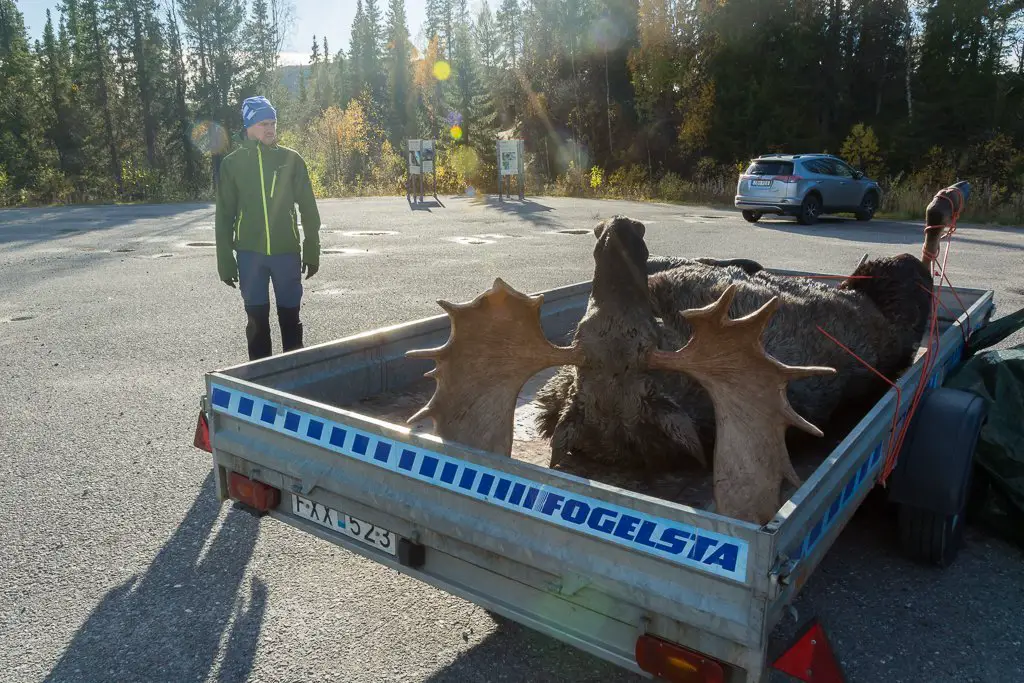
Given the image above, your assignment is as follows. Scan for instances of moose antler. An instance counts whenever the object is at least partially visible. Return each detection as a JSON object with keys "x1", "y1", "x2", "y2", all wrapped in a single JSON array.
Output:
[
  {"x1": 406, "y1": 278, "x2": 584, "y2": 456},
  {"x1": 647, "y1": 284, "x2": 836, "y2": 525}
]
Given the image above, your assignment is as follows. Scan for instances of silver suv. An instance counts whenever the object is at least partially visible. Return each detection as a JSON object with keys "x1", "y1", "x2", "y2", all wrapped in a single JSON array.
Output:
[{"x1": 734, "y1": 154, "x2": 882, "y2": 225}]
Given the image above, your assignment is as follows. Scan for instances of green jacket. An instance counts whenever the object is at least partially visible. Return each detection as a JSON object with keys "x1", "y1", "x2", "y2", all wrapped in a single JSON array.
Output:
[{"x1": 214, "y1": 138, "x2": 321, "y2": 281}]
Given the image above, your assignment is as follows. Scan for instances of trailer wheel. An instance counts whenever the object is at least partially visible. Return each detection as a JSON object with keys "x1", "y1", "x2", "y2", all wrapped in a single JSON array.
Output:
[
  {"x1": 897, "y1": 501, "x2": 965, "y2": 567},
  {"x1": 887, "y1": 387, "x2": 987, "y2": 568}
]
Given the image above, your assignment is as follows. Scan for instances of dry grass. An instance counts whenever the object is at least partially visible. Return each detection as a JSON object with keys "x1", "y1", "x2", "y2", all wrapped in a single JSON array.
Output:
[{"x1": 10, "y1": 142, "x2": 1023, "y2": 228}]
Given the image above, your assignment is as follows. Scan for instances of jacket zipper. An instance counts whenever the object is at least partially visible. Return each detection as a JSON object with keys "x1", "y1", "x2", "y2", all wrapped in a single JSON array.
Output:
[
  {"x1": 257, "y1": 145, "x2": 271, "y2": 255},
  {"x1": 270, "y1": 170, "x2": 278, "y2": 199}
]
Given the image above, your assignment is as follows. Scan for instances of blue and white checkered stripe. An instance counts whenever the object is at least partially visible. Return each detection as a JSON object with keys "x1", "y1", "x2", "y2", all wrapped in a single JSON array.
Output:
[{"x1": 209, "y1": 382, "x2": 751, "y2": 583}]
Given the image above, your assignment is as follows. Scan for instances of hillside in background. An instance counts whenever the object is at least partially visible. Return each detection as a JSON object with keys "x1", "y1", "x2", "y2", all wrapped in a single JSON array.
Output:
[{"x1": 277, "y1": 64, "x2": 312, "y2": 96}]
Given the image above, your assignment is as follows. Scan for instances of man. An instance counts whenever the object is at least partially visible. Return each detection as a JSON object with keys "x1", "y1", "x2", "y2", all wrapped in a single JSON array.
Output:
[{"x1": 214, "y1": 95, "x2": 321, "y2": 361}]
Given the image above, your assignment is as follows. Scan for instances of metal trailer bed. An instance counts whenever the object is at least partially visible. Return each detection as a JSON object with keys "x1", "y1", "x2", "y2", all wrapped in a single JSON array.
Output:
[{"x1": 196, "y1": 268, "x2": 995, "y2": 683}]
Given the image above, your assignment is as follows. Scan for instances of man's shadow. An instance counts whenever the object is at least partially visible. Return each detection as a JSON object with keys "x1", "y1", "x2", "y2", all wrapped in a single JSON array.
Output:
[{"x1": 44, "y1": 472, "x2": 266, "y2": 683}]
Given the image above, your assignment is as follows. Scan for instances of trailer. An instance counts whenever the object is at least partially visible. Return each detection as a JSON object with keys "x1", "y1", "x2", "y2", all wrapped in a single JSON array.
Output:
[{"x1": 194, "y1": 268, "x2": 994, "y2": 683}]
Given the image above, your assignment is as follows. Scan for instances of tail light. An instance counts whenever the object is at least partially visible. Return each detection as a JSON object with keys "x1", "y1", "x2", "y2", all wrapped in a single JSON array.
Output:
[
  {"x1": 193, "y1": 410, "x2": 212, "y2": 452},
  {"x1": 227, "y1": 471, "x2": 281, "y2": 512},
  {"x1": 773, "y1": 175, "x2": 803, "y2": 183},
  {"x1": 635, "y1": 635, "x2": 726, "y2": 682}
]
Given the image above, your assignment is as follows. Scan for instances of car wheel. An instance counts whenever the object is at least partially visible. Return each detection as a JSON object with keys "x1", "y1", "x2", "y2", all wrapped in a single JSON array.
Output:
[
  {"x1": 797, "y1": 194, "x2": 821, "y2": 225},
  {"x1": 741, "y1": 210, "x2": 762, "y2": 223},
  {"x1": 855, "y1": 192, "x2": 878, "y2": 221}
]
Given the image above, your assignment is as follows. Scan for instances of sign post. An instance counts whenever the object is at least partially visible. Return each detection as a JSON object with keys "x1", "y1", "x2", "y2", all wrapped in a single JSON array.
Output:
[
  {"x1": 422, "y1": 139, "x2": 437, "y2": 200},
  {"x1": 407, "y1": 139, "x2": 438, "y2": 204},
  {"x1": 496, "y1": 139, "x2": 525, "y2": 203}
]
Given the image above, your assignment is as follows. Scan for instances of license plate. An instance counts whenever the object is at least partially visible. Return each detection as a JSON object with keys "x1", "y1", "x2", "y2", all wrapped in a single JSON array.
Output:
[
  {"x1": 341, "y1": 514, "x2": 397, "y2": 555},
  {"x1": 751, "y1": 178, "x2": 772, "y2": 187},
  {"x1": 291, "y1": 494, "x2": 398, "y2": 556}
]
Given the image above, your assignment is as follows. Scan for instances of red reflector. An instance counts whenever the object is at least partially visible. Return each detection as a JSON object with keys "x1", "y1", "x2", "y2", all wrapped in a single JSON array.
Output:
[
  {"x1": 193, "y1": 410, "x2": 212, "y2": 452},
  {"x1": 635, "y1": 635, "x2": 725, "y2": 683},
  {"x1": 773, "y1": 175, "x2": 803, "y2": 183},
  {"x1": 227, "y1": 471, "x2": 280, "y2": 512},
  {"x1": 771, "y1": 618, "x2": 846, "y2": 683}
]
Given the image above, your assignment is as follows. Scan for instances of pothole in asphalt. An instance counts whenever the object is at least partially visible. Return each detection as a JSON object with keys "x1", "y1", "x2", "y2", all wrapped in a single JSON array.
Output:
[
  {"x1": 323, "y1": 248, "x2": 374, "y2": 256},
  {"x1": 153, "y1": 253, "x2": 174, "y2": 259},
  {"x1": 186, "y1": 242, "x2": 216, "y2": 247},
  {"x1": 339, "y1": 230, "x2": 399, "y2": 237},
  {"x1": 556, "y1": 229, "x2": 589, "y2": 235},
  {"x1": 5, "y1": 315, "x2": 36, "y2": 322},
  {"x1": 114, "y1": 247, "x2": 135, "y2": 253},
  {"x1": 313, "y1": 288, "x2": 360, "y2": 296},
  {"x1": 698, "y1": 215, "x2": 723, "y2": 220},
  {"x1": 450, "y1": 237, "x2": 495, "y2": 245}
]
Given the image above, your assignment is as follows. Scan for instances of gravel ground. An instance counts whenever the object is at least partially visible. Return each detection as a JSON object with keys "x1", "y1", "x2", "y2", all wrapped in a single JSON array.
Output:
[{"x1": 1, "y1": 194, "x2": 1021, "y2": 683}]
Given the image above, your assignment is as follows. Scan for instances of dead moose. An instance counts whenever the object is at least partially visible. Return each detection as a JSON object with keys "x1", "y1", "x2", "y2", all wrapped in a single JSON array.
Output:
[{"x1": 404, "y1": 185, "x2": 964, "y2": 525}]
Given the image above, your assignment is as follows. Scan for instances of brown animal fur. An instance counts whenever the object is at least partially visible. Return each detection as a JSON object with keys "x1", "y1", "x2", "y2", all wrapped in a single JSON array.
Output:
[{"x1": 533, "y1": 215, "x2": 934, "y2": 474}]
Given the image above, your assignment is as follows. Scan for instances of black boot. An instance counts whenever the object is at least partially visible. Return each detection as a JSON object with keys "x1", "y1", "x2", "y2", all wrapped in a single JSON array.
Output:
[
  {"x1": 245, "y1": 304, "x2": 272, "y2": 361},
  {"x1": 278, "y1": 305, "x2": 303, "y2": 352}
]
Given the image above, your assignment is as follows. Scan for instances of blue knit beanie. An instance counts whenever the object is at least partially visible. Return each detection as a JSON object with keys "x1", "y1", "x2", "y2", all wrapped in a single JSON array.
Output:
[{"x1": 241, "y1": 96, "x2": 277, "y2": 128}]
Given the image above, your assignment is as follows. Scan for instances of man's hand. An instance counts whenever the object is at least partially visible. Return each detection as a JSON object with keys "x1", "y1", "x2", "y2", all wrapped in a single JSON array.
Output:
[
  {"x1": 302, "y1": 262, "x2": 318, "y2": 279},
  {"x1": 223, "y1": 277, "x2": 237, "y2": 288}
]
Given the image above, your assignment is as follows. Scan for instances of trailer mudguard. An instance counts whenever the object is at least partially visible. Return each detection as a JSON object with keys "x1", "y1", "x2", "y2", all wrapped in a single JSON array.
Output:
[{"x1": 887, "y1": 387, "x2": 988, "y2": 515}]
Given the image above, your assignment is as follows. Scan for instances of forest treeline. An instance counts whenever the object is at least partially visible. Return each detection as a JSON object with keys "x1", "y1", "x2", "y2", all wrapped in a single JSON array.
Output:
[{"x1": 2, "y1": 0, "x2": 1024, "y2": 222}]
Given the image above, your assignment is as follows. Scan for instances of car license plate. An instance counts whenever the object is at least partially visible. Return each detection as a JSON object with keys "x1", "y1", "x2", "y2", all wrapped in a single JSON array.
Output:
[
  {"x1": 291, "y1": 494, "x2": 398, "y2": 556},
  {"x1": 751, "y1": 178, "x2": 772, "y2": 187}
]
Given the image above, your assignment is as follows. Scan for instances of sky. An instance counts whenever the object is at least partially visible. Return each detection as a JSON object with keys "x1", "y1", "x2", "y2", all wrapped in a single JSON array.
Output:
[{"x1": 20, "y1": 0, "x2": 429, "y2": 66}]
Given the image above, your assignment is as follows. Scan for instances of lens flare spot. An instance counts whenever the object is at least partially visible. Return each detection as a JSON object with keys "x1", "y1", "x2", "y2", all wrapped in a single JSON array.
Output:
[
  {"x1": 190, "y1": 120, "x2": 229, "y2": 155},
  {"x1": 433, "y1": 60, "x2": 451, "y2": 81},
  {"x1": 450, "y1": 125, "x2": 463, "y2": 140}
]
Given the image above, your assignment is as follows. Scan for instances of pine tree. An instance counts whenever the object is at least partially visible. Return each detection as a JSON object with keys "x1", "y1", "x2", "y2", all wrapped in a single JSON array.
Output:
[
  {"x1": 38, "y1": 9, "x2": 84, "y2": 180},
  {"x1": 110, "y1": 0, "x2": 165, "y2": 169},
  {"x1": 176, "y1": 0, "x2": 246, "y2": 185},
  {"x1": 386, "y1": 0, "x2": 415, "y2": 146},
  {"x1": 0, "y1": 0, "x2": 46, "y2": 196},
  {"x1": 166, "y1": 0, "x2": 204, "y2": 194},
  {"x1": 319, "y1": 37, "x2": 334, "y2": 111},
  {"x1": 77, "y1": 0, "x2": 123, "y2": 194},
  {"x1": 241, "y1": 0, "x2": 279, "y2": 97},
  {"x1": 348, "y1": 0, "x2": 367, "y2": 97}
]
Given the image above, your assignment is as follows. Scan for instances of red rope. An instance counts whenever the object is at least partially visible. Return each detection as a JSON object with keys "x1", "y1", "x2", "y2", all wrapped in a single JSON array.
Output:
[
  {"x1": 884, "y1": 268, "x2": 944, "y2": 479},
  {"x1": 815, "y1": 324, "x2": 905, "y2": 468},
  {"x1": 923, "y1": 185, "x2": 964, "y2": 266},
  {"x1": 941, "y1": 269, "x2": 972, "y2": 342},
  {"x1": 916, "y1": 278, "x2": 970, "y2": 347},
  {"x1": 756, "y1": 186, "x2": 967, "y2": 480},
  {"x1": 878, "y1": 185, "x2": 964, "y2": 480},
  {"x1": 793, "y1": 185, "x2": 966, "y2": 481}
]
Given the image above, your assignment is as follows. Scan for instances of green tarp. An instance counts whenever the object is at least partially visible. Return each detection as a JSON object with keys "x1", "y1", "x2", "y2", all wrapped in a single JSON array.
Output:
[{"x1": 944, "y1": 306, "x2": 1024, "y2": 548}]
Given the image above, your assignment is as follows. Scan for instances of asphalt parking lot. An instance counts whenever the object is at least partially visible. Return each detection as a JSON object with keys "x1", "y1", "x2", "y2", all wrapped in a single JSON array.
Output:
[{"x1": 1, "y1": 194, "x2": 1021, "y2": 683}]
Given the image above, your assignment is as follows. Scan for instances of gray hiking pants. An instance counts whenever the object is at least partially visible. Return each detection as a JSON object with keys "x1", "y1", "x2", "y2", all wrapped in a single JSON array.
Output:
[{"x1": 236, "y1": 249, "x2": 303, "y2": 308}]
